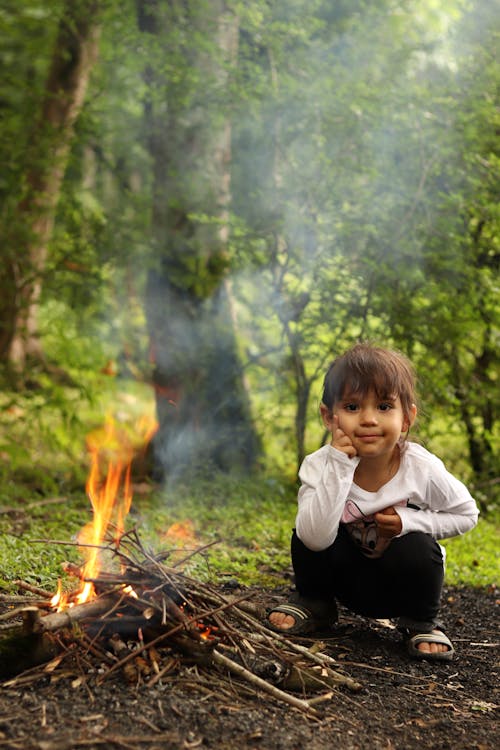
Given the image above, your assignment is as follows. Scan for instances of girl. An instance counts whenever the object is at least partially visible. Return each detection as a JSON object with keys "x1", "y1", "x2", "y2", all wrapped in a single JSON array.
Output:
[{"x1": 268, "y1": 343, "x2": 479, "y2": 661}]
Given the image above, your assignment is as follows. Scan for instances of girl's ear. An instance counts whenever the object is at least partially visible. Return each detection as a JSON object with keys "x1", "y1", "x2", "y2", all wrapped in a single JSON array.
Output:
[
  {"x1": 320, "y1": 402, "x2": 335, "y2": 431},
  {"x1": 403, "y1": 403, "x2": 417, "y2": 432}
]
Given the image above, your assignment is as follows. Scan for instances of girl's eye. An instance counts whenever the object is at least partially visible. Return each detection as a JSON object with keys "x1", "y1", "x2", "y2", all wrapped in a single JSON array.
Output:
[
  {"x1": 344, "y1": 403, "x2": 359, "y2": 411},
  {"x1": 378, "y1": 403, "x2": 393, "y2": 411}
]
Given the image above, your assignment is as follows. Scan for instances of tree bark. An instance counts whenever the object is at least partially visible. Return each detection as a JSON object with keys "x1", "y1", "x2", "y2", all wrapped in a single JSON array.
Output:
[
  {"x1": 138, "y1": 0, "x2": 260, "y2": 477},
  {"x1": 0, "y1": 0, "x2": 101, "y2": 370}
]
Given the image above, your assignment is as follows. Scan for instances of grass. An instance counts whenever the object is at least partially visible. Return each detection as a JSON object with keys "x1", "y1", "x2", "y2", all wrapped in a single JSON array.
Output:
[
  {"x1": 441, "y1": 516, "x2": 499, "y2": 588},
  {"x1": 0, "y1": 470, "x2": 497, "y2": 596},
  {"x1": 0, "y1": 377, "x2": 497, "y2": 595}
]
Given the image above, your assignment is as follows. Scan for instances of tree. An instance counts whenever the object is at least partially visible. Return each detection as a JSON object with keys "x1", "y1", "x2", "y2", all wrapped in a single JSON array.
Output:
[
  {"x1": 0, "y1": 0, "x2": 101, "y2": 373},
  {"x1": 136, "y1": 0, "x2": 260, "y2": 477},
  {"x1": 340, "y1": 0, "x2": 500, "y2": 501},
  {"x1": 229, "y1": 0, "x2": 430, "y2": 468}
]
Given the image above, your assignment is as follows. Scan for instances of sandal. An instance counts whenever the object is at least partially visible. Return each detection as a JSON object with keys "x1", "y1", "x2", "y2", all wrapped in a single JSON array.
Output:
[
  {"x1": 405, "y1": 629, "x2": 455, "y2": 662},
  {"x1": 266, "y1": 596, "x2": 337, "y2": 636}
]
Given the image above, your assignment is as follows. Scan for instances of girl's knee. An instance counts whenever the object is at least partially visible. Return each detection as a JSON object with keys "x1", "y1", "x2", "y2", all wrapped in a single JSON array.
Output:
[{"x1": 388, "y1": 533, "x2": 444, "y2": 578}]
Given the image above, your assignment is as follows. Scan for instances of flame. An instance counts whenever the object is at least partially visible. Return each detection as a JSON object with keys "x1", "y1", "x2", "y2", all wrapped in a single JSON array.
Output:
[
  {"x1": 53, "y1": 414, "x2": 157, "y2": 609},
  {"x1": 164, "y1": 520, "x2": 197, "y2": 546},
  {"x1": 50, "y1": 578, "x2": 68, "y2": 612}
]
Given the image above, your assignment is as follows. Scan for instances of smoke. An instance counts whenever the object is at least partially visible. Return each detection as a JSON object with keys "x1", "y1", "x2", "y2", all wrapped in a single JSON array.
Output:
[{"x1": 99, "y1": 1, "x2": 498, "y2": 478}]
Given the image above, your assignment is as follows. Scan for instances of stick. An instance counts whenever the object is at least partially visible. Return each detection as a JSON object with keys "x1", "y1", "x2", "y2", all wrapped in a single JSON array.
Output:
[
  {"x1": 0, "y1": 606, "x2": 38, "y2": 624},
  {"x1": 0, "y1": 497, "x2": 67, "y2": 515},
  {"x1": 172, "y1": 540, "x2": 219, "y2": 568},
  {"x1": 25, "y1": 595, "x2": 118, "y2": 633},
  {"x1": 12, "y1": 581, "x2": 54, "y2": 598},
  {"x1": 211, "y1": 649, "x2": 318, "y2": 716},
  {"x1": 257, "y1": 632, "x2": 363, "y2": 692},
  {"x1": 234, "y1": 610, "x2": 363, "y2": 692},
  {"x1": 97, "y1": 592, "x2": 275, "y2": 683}
]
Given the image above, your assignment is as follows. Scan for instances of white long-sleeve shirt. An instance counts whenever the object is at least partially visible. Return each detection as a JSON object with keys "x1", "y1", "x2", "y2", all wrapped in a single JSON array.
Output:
[{"x1": 295, "y1": 442, "x2": 479, "y2": 557}]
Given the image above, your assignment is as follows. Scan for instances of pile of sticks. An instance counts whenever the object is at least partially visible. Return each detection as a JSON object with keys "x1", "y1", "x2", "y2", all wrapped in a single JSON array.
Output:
[{"x1": 0, "y1": 530, "x2": 362, "y2": 716}]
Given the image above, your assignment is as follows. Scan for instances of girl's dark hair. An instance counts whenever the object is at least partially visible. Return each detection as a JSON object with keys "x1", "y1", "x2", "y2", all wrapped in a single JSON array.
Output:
[{"x1": 321, "y1": 343, "x2": 417, "y2": 422}]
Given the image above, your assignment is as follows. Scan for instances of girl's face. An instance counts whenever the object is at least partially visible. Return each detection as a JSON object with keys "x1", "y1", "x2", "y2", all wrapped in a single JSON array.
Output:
[{"x1": 330, "y1": 389, "x2": 416, "y2": 460}]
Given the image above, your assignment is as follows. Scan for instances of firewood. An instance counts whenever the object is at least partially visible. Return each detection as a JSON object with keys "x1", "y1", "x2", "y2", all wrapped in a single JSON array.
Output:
[
  {"x1": 25, "y1": 595, "x2": 118, "y2": 634},
  {"x1": 211, "y1": 649, "x2": 318, "y2": 716},
  {"x1": 12, "y1": 580, "x2": 54, "y2": 598},
  {"x1": 2, "y1": 534, "x2": 364, "y2": 715},
  {"x1": 108, "y1": 634, "x2": 139, "y2": 684}
]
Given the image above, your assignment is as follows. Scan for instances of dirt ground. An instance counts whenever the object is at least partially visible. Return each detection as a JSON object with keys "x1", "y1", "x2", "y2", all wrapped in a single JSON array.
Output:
[{"x1": 0, "y1": 584, "x2": 498, "y2": 750}]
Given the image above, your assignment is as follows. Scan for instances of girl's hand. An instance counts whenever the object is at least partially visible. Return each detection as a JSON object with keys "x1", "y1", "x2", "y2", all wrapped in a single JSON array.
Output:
[
  {"x1": 375, "y1": 506, "x2": 402, "y2": 538},
  {"x1": 332, "y1": 415, "x2": 357, "y2": 458}
]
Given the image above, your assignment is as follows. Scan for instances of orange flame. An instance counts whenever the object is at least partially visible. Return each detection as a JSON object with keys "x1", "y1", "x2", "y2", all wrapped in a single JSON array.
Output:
[
  {"x1": 53, "y1": 414, "x2": 157, "y2": 609},
  {"x1": 50, "y1": 578, "x2": 64, "y2": 609},
  {"x1": 164, "y1": 520, "x2": 197, "y2": 546}
]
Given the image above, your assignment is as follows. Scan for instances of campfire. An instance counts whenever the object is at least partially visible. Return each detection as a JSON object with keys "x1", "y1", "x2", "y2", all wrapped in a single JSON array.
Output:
[{"x1": 0, "y1": 417, "x2": 362, "y2": 716}]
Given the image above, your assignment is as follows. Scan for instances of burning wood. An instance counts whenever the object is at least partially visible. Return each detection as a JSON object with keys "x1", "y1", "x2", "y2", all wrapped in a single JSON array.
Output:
[
  {"x1": 2, "y1": 532, "x2": 362, "y2": 715},
  {"x1": 0, "y1": 415, "x2": 362, "y2": 715}
]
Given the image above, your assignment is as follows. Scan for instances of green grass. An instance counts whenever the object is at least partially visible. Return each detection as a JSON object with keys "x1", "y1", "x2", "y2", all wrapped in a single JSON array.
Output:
[
  {"x1": 0, "y1": 490, "x2": 90, "y2": 590},
  {"x1": 131, "y1": 474, "x2": 296, "y2": 586},
  {"x1": 0, "y1": 377, "x2": 497, "y2": 595},
  {"x1": 0, "y1": 470, "x2": 497, "y2": 595},
  {"x1": 441, "y1": 515, "x2": 499, "y2": 588}
]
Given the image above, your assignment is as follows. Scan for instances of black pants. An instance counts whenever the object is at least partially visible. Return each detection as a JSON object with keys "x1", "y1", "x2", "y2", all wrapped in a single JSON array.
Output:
[{"x1": 291, "y1": 526, "x2": 444, "y2": 630}]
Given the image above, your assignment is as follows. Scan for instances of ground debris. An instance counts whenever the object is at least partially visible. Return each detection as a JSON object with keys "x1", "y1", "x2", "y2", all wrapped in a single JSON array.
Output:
[
  {"x1": 1, "y1": 542, "x2": 498, "y2": 750},
  {"x1": 0, "y1": 531, "x2": 361, "y2": 721}
]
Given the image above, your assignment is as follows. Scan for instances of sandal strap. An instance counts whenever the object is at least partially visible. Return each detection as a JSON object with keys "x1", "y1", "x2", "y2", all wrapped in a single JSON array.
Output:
[
  {"x1": 406, "y1": 629, "x2": 455, "y2": 661},
  {"x1": 271, "y1": 603, "x2": 313, "y2": 621},
  {"x1": 408, "y1": 631, "x2": 453, "y2": 649}
]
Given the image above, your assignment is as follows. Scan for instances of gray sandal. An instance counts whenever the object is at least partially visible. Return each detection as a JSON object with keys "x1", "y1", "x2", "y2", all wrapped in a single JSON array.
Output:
[{"x1": 406, "y1": 630, "x2": 455, "y2": 661}]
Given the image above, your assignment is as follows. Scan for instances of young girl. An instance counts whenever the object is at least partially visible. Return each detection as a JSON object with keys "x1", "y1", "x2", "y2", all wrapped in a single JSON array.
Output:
[{"x1": 268, "y1": 343, "x2": 479, "y2": 661}]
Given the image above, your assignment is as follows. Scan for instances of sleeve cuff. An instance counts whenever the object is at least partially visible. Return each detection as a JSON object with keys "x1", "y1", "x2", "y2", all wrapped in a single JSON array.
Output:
[{"x1": 396, "y1": 506, "x2": 417, "y2": 535}]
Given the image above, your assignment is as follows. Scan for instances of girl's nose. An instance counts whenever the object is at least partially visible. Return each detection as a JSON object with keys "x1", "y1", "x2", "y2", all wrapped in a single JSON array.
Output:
[{"x1": 360, "y1": 408, "x2": 378, "y2": 424}]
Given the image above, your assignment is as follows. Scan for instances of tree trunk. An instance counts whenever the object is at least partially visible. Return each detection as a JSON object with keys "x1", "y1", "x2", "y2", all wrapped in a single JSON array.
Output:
[
  {"x1": 0, "y1": 0, "x2": 101, "y2": 371},
  {"x1": 138, "y1": 0, "x2": 260, "y2": 477},
  {"x1": 450, "y1": 346, "x2": 496, "y2": 512}
]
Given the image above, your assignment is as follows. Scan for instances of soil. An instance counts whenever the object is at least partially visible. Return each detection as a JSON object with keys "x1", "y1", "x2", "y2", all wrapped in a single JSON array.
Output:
[{"x1": 0, "y1": 584, "x2": 498, "y2": 750}]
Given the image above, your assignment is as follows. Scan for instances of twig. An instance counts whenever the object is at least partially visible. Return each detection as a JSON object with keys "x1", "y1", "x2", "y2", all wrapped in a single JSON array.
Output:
[
  {"x1": 332, "y1": 659, "x2": 433, "y2": 679},
  {"x1": 12, "y1": 581, "x2": 54, "y2": 598},
  {"x1": 30, "y1": 538, "x2": 116, "y2": 552},
  {"x1": 97, "y1": 592, "x2": 269, "y2": 683},
  {"x1": 0, "y1": 497, "x2": 67, "y2": 515},
  {"x1": 211, "y1": 649, "x2": 318, "y2": 717},
  {"x1": 172, "y1": 540, "x2": 219, "y2": 568},
  {"x1": 0, "y1": 606, "x2": 38, "y2": 624},
  {"x1": 146, "y1": 655, "x2": 179, "y2": 687},
  {"x1": 235, "y1": 610, "x2": 363, "y2": 692}
]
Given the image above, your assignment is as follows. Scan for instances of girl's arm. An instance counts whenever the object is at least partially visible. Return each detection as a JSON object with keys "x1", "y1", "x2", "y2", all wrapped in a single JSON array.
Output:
[
  {"x1": 397, "y1": 458, "x2": 479, "y2": 539},
  {"x1": 295, "y1": 446, "x2": 359, "y2": 551}
]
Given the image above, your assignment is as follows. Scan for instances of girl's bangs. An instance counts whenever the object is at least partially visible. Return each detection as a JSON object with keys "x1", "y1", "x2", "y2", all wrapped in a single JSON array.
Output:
[{"x1": 340, "y1": 367, "x2": 399, "y2": 401}]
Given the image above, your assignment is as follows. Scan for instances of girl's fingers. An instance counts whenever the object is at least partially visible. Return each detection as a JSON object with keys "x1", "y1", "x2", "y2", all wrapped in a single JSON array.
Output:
[{"x1": 331, "y1": 415, "x2": 357, "y2": 457}]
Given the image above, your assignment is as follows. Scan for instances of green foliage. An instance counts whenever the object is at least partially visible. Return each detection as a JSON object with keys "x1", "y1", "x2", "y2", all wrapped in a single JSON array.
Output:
[
  {"x1": 135, "y1": 474, "x2": 295, "y2": 585},
  {"x1": 0, "y1": 0, "x2": 63, "y2": 201},
  {"x1": 0, "y1": 500, "x2": 87, "y2": 592},
  {"x1": 442, "y1": 515, "x2": 500, "y2": 587},
  {"x1": 0, "y1": 1, "x2": 497, "y2": 507},
  {"x1": 0, "y1": 372, "x2": 156, "y2": 499},
  {"x1": 0, "y1": 460, "x2": 496, "y2": 593}
]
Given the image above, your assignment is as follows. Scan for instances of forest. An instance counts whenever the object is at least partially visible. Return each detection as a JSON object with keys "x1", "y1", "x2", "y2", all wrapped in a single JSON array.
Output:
[
  {"x1": 0, "y1": 2, "x2": 499, "y2": 749},
  {"x1": 1, "y1": 0, "x2": 498, "y2": 493}
]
